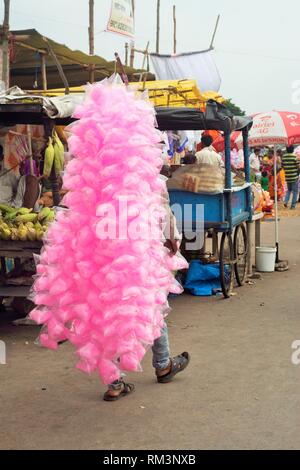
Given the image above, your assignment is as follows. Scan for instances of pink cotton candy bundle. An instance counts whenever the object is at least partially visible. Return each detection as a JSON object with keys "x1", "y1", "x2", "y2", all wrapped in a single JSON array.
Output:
[{"x1": 30, "y1": 80, "x2": 187, "y2": 384}]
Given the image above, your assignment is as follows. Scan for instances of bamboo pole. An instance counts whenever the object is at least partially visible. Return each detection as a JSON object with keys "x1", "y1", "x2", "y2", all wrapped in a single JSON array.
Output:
[
  {"x1": 89, "y1": 0, "x2": 95, "y2": 83},
  {"x1": 173, "y1": 5, "x2": 177, "y2": 54},
  {"x1": 130, "y1": 0, "x2": 135, "y2": 68},
  {"x1": 1, "y1": 0, "x2": 10, "y2": 88},
  {"x1": 27, "y1": 125, "x2": 34, "y2": 176},
  {"x1": 42, "y1": 37, "x2": 70, "y2": 94},
  {"x1": 41, "y1": 54, "x2": 48, "y2": 90},
  {"x1": 210, "y1": 15, "x2": 221, "y2": 49},
  {"x1": 139, "y1": 42, "x2": 150, "y2": 81},
  {"x1": 156, "y1": 0, "x2": 161, "y2": 54}
]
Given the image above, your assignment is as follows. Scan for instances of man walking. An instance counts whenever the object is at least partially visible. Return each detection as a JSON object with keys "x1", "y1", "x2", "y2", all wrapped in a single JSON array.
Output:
[{"x1": 282, "y1": 146, "x2": 300, "y2": 210}]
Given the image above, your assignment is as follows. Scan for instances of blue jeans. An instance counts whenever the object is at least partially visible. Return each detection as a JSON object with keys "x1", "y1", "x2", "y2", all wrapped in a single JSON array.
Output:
[
  {"x1": 109, "y1": 323, "x2": 170, "y2": 390},
  {"x1": 152, "y1": 323, "x2": 170, "y2": 370},
  {"x1": 285, "y1": 180, "x2": 299, "y2": 208}
]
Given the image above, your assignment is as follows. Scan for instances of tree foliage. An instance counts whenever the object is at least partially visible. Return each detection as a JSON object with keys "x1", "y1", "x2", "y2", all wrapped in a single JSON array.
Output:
[{"x1": 224, "y1": 99, "x2": 246, "y2": 117}]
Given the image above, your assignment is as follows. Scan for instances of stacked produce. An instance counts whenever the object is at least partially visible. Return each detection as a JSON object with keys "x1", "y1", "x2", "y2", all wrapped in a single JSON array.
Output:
[{"x1": 0, "y1": 205, "x2": 55, "y2": 242}]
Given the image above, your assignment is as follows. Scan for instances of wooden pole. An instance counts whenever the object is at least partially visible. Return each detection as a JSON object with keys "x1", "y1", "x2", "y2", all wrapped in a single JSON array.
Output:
[
  {"x1": 156, "y1": 0, "x2": 161, "y2": 54},
  {"x1": 173, "y1": 5, "x2": 177, "y2": 54},
  {"x1": 130, "y1": 42, "x2": 135, "y2": 68},
  {"x1": 125, "y1": 43, "x2": 129, "y2": 66},
  {"x1": 115, "y1": 52, "x2": 129, "y2": 86},
  {"x1": 130, "y1": 0, "x2": 135, "y2": 68},
  {"x1": 139, "y1": 42, "x2": 150, "y2": 81},
  {"x1": 0, "y1": 0, "x2": 11, "y2": 89},
  {"x1": 210, "y1": 14, "x2": 221, "y2": 49},
  {"x1": 89, "y1": 0, "x2": 95, "y2": 83},
  {"x1": 41, "y1": 54, "x2": 48, "y2": 91},
  {"x1": 27, "y1": 125, "x2": 34, "y2": 176},
  {"x1": 42, "y1": 37, "x2": 70, "y2": 94}
]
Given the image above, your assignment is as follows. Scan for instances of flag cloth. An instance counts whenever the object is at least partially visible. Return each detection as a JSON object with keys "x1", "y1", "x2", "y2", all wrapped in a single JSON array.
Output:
[{"x1": 150, "y1": 50, "x2": 221, "y2": 93}]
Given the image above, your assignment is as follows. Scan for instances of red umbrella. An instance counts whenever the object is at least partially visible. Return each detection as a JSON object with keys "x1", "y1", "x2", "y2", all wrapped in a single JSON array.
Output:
[
  {"x1": 213, "y1": 111, "x2": 300, "y2": 150},
  {"x1": 233, "y1": 111, "x2": 300, "y2": 265}
]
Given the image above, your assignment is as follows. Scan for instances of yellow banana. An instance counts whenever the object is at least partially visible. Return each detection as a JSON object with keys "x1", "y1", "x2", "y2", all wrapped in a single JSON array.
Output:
[
  {"x1": 27, "y1": 228, "x2": 37, "y2": 241},
  {"x1": 36, "y1": 231, "x2": 44, "y2": 241},
  {"x1": 15, "y1": 213, "x2": 38, "y2": 224},
  {"x1": 44, "y1": 211, "x2": 55, "y2": 223},
  {"x1": 0, "y1": 204, "x2": 15, "y2": 214},
  {"x1": 17, "y1": 224, "x2": 28, "y2": 241},
  {"x1": 43, "y1": 137, "x2": 55, "y2": 178},
  {"x1": 0, "y1": 228, "x2": 11, "y2": 240},
  {"x1": 11, "y1": 228, "x2": 18, "y2": 241},
  {"x1": 17, "y1": 208, "x2": 33, "y2": 216},
  {"x1": 38, "y1": 207, "x2": 51, "y2": 221},
  {"x1": 53, "y1": 133, "x2": 64, "y2": 176}
]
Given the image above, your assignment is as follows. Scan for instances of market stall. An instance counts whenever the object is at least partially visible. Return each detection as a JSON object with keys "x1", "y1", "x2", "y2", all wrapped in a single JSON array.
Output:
[
  {"x1": 0, "y1": 100, "x2": 67, "y2": 299},
  {"x1": 155, "y1": 103, "x2": 253, "y2": 298},
  {"x1": 0, "y1": 91, "x2": 254, "y2": 303}
]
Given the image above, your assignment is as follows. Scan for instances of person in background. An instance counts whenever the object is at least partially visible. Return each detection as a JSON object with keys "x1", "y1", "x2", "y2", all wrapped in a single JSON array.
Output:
[
  {"x1": 0, "y1": 144, "x2": 20, "y2": 206},
  {"x1": 282, "y1": 145, "x2": 300, "y2": 209},
  {"x1": 261, "y1": 171, "x2": 269, "y2": 192},
  {"x1": 249, "y1": 148, "x2": 261, "y2": 181},
  {"x1": 261, "y1": 153, "x2": 273, "y2": 176},
  {"x1": 195, "y1": 135, "x2": 222, "y2": 167},
  {"x1": 182, "y1": 152, "x2": 197, "y2": 165},
  {"x1": 269, "y1": 166, "x2": 285, "y2": 202}
]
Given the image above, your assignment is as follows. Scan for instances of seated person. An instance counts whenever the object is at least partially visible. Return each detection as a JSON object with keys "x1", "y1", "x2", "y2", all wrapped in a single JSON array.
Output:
[
  {"x1": 0, "y1": 144, "x2": 20, "y2": 206},
  {"x1": 195, "y1": 135, "x2": 222, "y2": 167},
  {"x1": 0, "y1": 145, "x2": 41, "y2": 211}
]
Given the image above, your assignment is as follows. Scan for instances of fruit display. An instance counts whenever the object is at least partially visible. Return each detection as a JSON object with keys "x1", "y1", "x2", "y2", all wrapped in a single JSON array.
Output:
[
  {"x1": 43, "y1": 131, "x2": 65, "y2": 178},
  {"x1": 0, "y1": 205, "x2": 55, "y2": 242}
]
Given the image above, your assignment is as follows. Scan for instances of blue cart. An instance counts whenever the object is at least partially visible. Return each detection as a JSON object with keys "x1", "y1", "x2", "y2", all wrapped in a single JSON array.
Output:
[{"x1": 156, "y1": 102, "x2": 253, "y2": 298}]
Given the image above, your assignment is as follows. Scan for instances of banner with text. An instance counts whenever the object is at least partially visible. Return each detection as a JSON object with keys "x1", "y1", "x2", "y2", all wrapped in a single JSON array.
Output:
[{"x1": 107, "y1": 0, "x2": 135, "y2": 38}]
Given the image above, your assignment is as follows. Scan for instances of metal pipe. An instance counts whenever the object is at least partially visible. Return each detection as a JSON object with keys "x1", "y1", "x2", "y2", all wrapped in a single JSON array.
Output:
[{"x1": 224, "y1": 131, "x2": 232, "y2": 190}]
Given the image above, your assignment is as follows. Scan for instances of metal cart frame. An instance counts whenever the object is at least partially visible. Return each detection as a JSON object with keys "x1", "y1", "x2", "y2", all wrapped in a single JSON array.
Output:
[{"x1": 156, "y1": 102, "x2": 254, "y2": 298}]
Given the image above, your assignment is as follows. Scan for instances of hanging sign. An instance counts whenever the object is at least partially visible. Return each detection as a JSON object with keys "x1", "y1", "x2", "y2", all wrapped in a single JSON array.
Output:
[{"x1": 107, "y1": 0, "x2": 135, "y2": 38}]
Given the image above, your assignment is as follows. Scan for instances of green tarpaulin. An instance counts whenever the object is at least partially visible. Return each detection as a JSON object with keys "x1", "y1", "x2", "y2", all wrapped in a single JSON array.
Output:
[{"x1": 10, "y1": 29, "x2": 153, "y2": 90}]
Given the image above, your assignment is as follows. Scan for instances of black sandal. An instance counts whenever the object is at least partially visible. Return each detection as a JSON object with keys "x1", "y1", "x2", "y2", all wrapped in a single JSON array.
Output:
[
  {"x1": 156, "y1": 352, "x2": 190, "y2": 384},
  {"x1": 103, "y1": 380, "x2": 135, "y2": 402}
]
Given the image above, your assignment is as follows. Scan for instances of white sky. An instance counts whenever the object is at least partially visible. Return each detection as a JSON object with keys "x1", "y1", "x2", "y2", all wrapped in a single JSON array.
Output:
[{"x1": 2, "y1": 0, "x2": 300, "y2": 114}]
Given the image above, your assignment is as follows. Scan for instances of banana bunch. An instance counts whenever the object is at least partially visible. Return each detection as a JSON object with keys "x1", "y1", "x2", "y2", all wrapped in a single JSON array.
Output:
[
  {"x1": 53, "y1": 131, "x2": 65, "y2": 176},
  {"x1": 43, "y1": 137, "x2": 55, "y2": 178},
  {"x1": 0, "y1": 205, "x2": 56, "y2": 242}
]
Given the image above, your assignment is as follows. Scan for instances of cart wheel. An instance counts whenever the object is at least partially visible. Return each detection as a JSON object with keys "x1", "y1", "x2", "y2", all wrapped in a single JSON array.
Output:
[
  {"x1": 220, "y1": 232, "x2": 234, "y2": 299},
  {"x1": 234, "y1": 224, "x2": 248, "y2": 286}
]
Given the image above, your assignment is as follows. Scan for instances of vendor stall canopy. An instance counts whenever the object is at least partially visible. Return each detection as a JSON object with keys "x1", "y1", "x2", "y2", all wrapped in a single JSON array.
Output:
[
  {"x1": 0, "y1": 83, "x2": 253, "y2": 134},
  {"x1": 10, "y1": 29, "x2": 153, "y2": 89},
  {"x1": 30, "y1": 80, "x2": 225, "y2": 111}
]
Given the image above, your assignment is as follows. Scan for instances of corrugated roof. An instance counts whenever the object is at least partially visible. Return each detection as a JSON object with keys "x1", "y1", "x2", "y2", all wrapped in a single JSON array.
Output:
[{"x1": 10, "y1": 29, "x2": 154, "y2": 89}]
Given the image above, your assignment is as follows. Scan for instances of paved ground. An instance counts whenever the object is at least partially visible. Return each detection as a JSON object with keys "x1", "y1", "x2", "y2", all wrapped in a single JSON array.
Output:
[{"x1": 0, "y1": 217, "x2": 300, "y2": 450}]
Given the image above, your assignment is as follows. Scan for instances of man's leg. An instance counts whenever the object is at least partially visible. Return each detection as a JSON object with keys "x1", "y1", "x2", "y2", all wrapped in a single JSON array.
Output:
[
  {"x1": 152, "y1": 323, "x2": 171, "y2": 372},
  {"x1": 152, "y1": 322, "x2": 190, "y2": 383},
  {"x1": 291, "y1": 180, "x2": 299, "y2": 209},
  {"x1": 284, "y1": 183, "x2": 292, "y2": 207}
]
